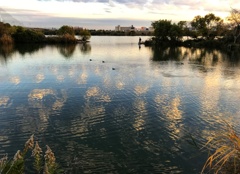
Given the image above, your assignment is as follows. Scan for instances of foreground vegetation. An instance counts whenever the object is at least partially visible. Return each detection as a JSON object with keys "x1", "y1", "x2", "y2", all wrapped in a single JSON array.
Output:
[
  {"x1": 201, "y1": 122, "x2": 240, "y2": 174},
  {"x1": 0, "y1": 135, "x2": 59, "y2": 174}
]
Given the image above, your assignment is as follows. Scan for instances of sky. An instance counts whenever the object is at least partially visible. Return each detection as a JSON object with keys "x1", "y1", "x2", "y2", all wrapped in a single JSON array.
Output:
[{"x1": 0, "y1": 0, "x2": 240, "y2": 30}]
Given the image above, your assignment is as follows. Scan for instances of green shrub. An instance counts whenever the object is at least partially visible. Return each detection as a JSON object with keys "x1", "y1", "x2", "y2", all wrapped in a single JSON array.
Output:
[{"x1": 12, "y1": 27, "x2": 46, "y2": 43}]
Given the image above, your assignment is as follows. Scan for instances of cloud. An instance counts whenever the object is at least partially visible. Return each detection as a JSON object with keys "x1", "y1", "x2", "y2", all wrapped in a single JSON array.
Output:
[
  {"x1": 38, "y1": 0, "x2": 108, "y2": 2},
  {"x1": 113, "y1": 0, "x2": 147, "y2": 4},
  {"x1": 3, "y1": 0, "x2": 240, "y2": 29},
  {"x1": 150, "y1": 0, "x2": 239, "y2": 12},
  {"x1": 34, "y1": 0, "x2": 240, "y2": 15},
  {"x1": 37, "y1": 0, "x2": 149, "y2": 7},
  {"x1": 6, "y1": 12, "x2": 151, "y2": 29}
]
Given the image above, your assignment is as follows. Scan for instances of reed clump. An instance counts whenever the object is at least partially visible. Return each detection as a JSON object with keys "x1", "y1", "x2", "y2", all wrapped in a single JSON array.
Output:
[
  {"x1": 0, "y1": 135, "x2": 59, "y2": 174},
  {"x1": 202, "y1": 122, "x2": 240, "y2": 174}
]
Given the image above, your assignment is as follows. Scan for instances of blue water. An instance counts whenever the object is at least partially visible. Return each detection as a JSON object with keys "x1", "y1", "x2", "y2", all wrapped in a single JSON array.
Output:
[{"x1": 0, "y1": 36, "x2": 240, "y2": 173}]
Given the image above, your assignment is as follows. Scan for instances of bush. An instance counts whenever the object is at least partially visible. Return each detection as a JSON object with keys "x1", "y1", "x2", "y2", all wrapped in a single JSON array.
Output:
[
  {"x1": 12, "y1": 27, "x2": 46, "y2": 43},
  {"x1": 0, "y1": 34, "x2": 13, "y2": 44},
  {"x1": 45, "y1": 34, "x2": 77, "y2": 44},
  {"x1": 61, "y1": 33, "x2": 77, "y2": 43}
]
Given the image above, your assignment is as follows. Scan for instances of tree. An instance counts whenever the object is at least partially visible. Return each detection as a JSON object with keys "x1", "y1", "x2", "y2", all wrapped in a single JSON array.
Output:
[
  {"x1": 227, "y1": 8, "x2": 240, "y2": 43},
  {"x1": 191, "y1": 13, "x2": 223, "y2": 40},
  {"x1": 152, "y1": 20, "x2": 172, "y2": 41},
  {"x1": 169, "y1": 23, "x2": 182, "y2": 41},
  {"x1": 151, "y1": 19, "x2": 182, "y2": 42},
  {"x1": 79, "y1": 29, "x2": 91, "y2": 41},
  {"x1": 57, "y1": 25, "x2": 75, "y2": 36},
  {"x1": 191, "y1": 15, "x2": 206, "y2": 36},
  {"x1": 204, "y1": 13, "x2": 223, "y2": 39},
  {"x1": 57, "y1": 25, "x2": 77, "y2": 43}
]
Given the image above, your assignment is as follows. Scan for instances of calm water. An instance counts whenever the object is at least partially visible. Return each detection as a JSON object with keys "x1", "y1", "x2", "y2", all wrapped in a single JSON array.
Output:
[{"x1": 1, "y1": 36, "x2": 240, "y2": 173}]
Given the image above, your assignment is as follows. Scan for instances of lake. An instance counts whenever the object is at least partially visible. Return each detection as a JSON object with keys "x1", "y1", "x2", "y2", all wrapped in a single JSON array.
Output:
[{"x1": 0, "y1": 36, "x2": 240, "y2": 173}]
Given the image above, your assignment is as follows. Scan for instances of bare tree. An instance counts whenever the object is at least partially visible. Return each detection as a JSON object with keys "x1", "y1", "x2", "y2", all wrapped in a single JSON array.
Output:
[{"x1": 227, "y1": 8, "x2": 240, "y2": 44}]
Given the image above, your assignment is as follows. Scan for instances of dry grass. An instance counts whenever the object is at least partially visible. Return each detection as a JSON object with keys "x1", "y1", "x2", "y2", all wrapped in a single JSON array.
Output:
[
  {"x1": 0, "y1": 135, "x2": 59, "y2": 174},
  {"x1": 201, "y1": 122, "x2": 240, "y2": 174}
]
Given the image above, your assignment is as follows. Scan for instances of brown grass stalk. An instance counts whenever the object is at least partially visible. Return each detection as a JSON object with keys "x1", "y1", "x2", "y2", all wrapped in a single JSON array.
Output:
[{"x1": 202, "y1": 122, "x2": 240, "y2": 174}]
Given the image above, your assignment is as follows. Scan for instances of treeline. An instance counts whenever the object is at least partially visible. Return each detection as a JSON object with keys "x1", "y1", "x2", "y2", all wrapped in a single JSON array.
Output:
[
  {"x1": 41, "y1": 28, "x2": 152, "y2": 36},
  {"x1": 89, "y1": 30, "x2": 153, "y2": 36},
  {"x1": 147, "y1": 8, "x2": 240, "y2": 49},
  {"x1": 0, "y1": 24, "x2": 91, "y2": 44}
]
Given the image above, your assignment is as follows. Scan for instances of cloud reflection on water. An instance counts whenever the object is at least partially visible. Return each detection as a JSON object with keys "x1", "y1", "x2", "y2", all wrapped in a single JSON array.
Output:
[
  {"x1": 10, "y1": 76, "x2": 21, "y2": 85},
  {"x1": 0, "y1": 96, "x2": 11, "y2": 107},
  {"x1": 26, "y1": 89, "x2": 67, "y2": 132},
  {"x1": 1, "y1": 38, "x2": 240, "y2": 173},
  {"x1": 133, "y1": 99, "x2": 147, "y2": 131},
  {"x1": 134, "y1": 85, "x2": 149, "y2": 96},
  {"x1": 35, "y1": 73, "x2": 45, "y2": 83}
]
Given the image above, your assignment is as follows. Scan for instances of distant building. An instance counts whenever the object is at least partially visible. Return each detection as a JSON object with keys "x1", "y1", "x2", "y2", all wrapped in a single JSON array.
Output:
[
  {"x1": 148, "y1": 27, "x2": 154, "y2": 32},
  {"x1": 115, "y1": 25, "x2": 136, "y2": 32},
  {"x1": 136, "y1": 26, "x2": 154, "y2": 34},
  {"x1": 74, "y1": 26, "x2": 83, "y2": 30},
  {"x1": 139, "y1": 27, "x2": 147, "y2": 31}
]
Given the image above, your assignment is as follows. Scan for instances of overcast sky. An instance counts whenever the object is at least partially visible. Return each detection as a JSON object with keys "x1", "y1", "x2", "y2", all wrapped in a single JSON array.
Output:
[{"x1": 0, "y1": 0, "x2": 240, "y2": 29}]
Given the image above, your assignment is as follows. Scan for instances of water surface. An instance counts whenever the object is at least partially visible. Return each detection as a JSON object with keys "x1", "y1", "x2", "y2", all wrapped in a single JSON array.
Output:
[{"x1": 0, "y1": 36, "x2": 240, "y2": 173}]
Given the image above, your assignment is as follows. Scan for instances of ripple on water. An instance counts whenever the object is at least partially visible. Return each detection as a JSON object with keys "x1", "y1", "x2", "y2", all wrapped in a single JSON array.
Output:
[{"x1": 1, "y1": 38, "x2": 240, "y2": 173}]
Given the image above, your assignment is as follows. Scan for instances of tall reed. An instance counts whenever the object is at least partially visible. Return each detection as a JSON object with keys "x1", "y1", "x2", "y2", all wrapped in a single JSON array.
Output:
[
  {"x1": 0, "y1": 135, "x2": 59, "y2": 174},
  {"x1": 202, "y1": 122, "x2": 240, "y2": 174}
]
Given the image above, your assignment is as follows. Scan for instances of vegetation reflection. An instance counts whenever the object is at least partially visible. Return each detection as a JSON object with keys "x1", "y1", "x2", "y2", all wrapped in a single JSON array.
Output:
[
  {"x1": 57, "y1": 44, "x2": 76, "y2": 58},
  {"x1": 79, "y1": 43, "x2": 91, "y2": 55}
]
